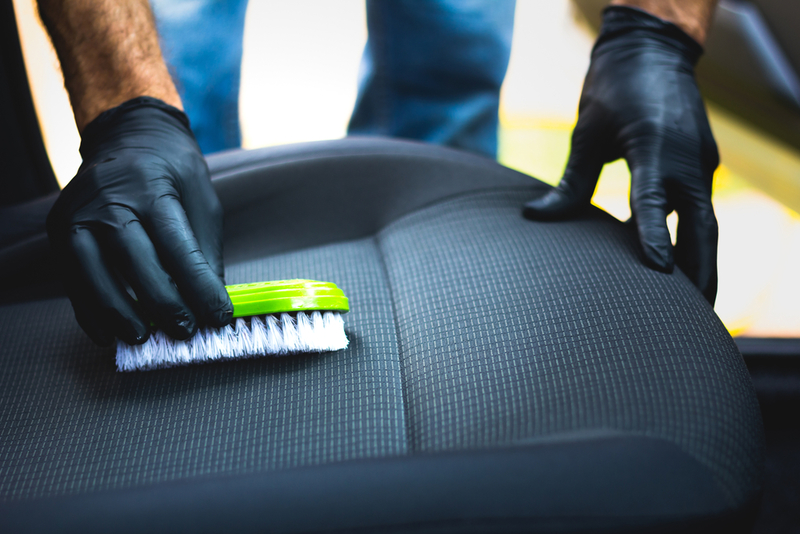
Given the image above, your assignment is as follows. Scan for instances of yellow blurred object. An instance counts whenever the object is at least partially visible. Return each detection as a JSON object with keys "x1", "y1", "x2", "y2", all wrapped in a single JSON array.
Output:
[{"x1": 708, "y1": 103, "x2": 800, "y2": 215}]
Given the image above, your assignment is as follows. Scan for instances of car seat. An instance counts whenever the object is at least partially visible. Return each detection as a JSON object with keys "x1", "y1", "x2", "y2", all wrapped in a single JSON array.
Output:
[{"x1": 0, "y1": 138, "x2": 764, "y2": 533}]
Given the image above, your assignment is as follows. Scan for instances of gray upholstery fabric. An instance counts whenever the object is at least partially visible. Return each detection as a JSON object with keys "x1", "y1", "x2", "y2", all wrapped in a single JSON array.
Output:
[
  {"x1": 378, "y1": 188, "x2": 762, "y2": 505},
  {"x1": 0, "y1": 239, "x2": 406, "y2": 500},
  {"x1": 0, "y1": 139, "x2": 763, "y2": 530}
]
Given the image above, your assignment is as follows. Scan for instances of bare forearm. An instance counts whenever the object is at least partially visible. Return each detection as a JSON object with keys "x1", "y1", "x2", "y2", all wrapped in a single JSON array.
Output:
[
  {"x1": 37, "y1": 0, "x2": 181, "y2": 132},
  {"x1": 610, "y1": 0, "x2": 718, "y2": 45}
]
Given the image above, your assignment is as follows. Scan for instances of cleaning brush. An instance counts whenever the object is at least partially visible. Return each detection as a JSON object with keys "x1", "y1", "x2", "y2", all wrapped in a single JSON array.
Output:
[{"x1": 116, "y1": 279, "x2": 349, "y2": 371}]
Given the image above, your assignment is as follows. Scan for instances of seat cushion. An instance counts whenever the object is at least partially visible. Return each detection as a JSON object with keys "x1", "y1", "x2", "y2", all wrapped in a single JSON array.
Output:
[{"x1": 0, "y1": 138, "x2": 764, "y2": 533}]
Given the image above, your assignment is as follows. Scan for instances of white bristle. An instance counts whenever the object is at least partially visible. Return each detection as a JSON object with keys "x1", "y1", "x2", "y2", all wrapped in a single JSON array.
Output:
[
  {"x1": 296, "y1": 312, "x2": 313, "y2": 352},
  {"x1": 324, "y1": 311, "x2": 349, "y2": 350},
  {"x1": 115, "y1": 311, "x2": 349, "y2": 371},
  {"x1": 250, "y1": 316, "x2": 268, "y2": 355},
  {"x1": 218, "y1": 324, "x2": 237, "y2": 357},
  {"x1": 264, "y1": 315, "x2": 283, "y2": 354},
  {"x1": 173, "y1": 338, "x2": 192, "y2": 364},
  {"x1": 309, "y1": 311, "x2": 324, "y2": 350},
  {"x1": 206, "y1": 325, "x2": 227, "y2": 360},
  {"x1": 189, "y1": 329, "x2": 208, "y2": 362},
  {"x1": 229, "y1": 318, "x2": 249, "y2": 358},
  {"x1": 280, "y1": 313, "x2": 299, "y2": 353}
]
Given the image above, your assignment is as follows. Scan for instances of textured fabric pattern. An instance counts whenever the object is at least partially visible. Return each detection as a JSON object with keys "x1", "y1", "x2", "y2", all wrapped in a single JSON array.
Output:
[
  {"x1": 0, "y1": 239, "x2": 406, "y2": 500},
  {"x1": 377, "y1": 189, "x2": 762, "y2": 506},
  {"x1": 0, "y1": 186, "x2": 762, "y2": 509}
]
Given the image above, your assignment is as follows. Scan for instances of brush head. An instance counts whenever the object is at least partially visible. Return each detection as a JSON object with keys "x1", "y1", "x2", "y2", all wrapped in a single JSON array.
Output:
[{"x1": 116, "y1": 280, "x2": 349, "y2": 371}]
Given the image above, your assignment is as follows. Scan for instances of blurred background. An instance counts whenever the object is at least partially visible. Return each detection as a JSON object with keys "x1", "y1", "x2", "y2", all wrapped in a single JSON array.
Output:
[{"x1": 12, "y1": 0, "x2": 800, "y2": 339}]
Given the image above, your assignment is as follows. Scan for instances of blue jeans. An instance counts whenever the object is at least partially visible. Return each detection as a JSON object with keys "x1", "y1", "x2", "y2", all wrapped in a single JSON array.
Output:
[
  {"x1": 151, "y1": 0, "x2": 248, "y2": 154},
  {"x1": 351, "y1": 0, "x2": 515, "y2": 158},
  {"x1": 151, "y1": 0, "x2": 515, "y2": 158}
]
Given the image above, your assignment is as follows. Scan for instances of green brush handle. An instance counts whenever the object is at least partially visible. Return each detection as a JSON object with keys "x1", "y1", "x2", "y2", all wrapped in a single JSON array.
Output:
[{"x1": 226, "y1": 280, "x2": 349, "y2": 318}]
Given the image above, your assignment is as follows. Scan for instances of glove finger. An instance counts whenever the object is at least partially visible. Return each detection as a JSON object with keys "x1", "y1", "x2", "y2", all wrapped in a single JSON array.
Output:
[
  {"x1": 99, "y1": 210, "x2": 198, "y2": 340},
  {"x1": 48, "y1": 209, "x2": 115, "y2": 346},
  {"x1": 70, "y1": 292, "x2": 115, "y2": 346},
  {"x1": 180, "y1": 162, "x2": 226, "y2": 281},
  {"x1": 675, "y1": 200, "x2": 719, "y2": 305},
  {"x1": 147, "y1": 195, "x2": 233, "y2": 328},
  {"x1": 70, "y1": 227, "x2": 150, "y2": 345},
  {"x1": 523, "y1": 115, "x2": 606, "y2": 220},
  {"x1": 629, "y1": 164, "x2": 674, "y2": 273}
]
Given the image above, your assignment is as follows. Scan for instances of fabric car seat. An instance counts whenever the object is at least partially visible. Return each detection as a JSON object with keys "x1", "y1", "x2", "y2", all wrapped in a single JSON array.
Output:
[{"x1": 0, "y1": 138, "x2": 764, "y2": 533}]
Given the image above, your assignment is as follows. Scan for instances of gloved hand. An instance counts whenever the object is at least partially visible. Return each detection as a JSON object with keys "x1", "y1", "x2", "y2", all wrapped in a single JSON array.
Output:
[
  {"x1": 47, "y1": 97, "x2": 233, "y2": 346},
  {"x1": 523, "y1": 6, "x2": 719, "y2": 304}
]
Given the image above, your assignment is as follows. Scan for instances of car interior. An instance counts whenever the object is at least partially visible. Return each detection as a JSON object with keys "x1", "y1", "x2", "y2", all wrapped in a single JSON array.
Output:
[{"x1": 1, "y1": 1, "x2": 797, "y2": 533}]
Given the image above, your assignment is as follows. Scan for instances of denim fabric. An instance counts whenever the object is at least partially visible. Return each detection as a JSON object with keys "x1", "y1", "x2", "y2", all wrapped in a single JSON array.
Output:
[
  {"x1": 349, "y1": 0, "x2": 516, "y2": 158},
  {"x1": 151, "y1": 0, "x2": 514, "y2": 158},
  {"x1": 151, "y1": 0, "x2": 248, "y2": 154}
]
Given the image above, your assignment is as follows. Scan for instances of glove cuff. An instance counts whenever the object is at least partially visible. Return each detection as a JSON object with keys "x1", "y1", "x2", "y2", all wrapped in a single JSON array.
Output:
[
  {"x1": 79, "y1": 97, "x2": 193, "y2": 160},
  {"x1": 594, "y1": 6, "x2": 704, "y2": 65}
]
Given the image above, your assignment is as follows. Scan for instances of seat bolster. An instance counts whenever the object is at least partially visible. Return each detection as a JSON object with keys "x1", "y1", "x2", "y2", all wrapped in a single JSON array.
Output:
[
  {"x1": 208, "y1": 139, "x2": 542, "y2": 263},
  {"x1": 0, "y1": 433, "x2": 755, "y2": 534}
]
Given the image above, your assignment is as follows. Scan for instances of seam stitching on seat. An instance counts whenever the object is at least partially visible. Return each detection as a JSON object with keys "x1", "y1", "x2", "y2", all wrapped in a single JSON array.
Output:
[
  {"x1": 209, "y1": 148, "x2": 519, "y2": 178},
  {"x1": 224, "y1": 186, "x2": 546, "y2": 267},
  {"x1": 376, "y1": 185, "x2": 541, "y2": 235},
  {"x1": 373, "y1": 234, "x2": 414, "y2": 455}
]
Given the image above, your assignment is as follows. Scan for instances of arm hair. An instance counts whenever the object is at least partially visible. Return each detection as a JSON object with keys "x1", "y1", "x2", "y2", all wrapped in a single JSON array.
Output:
[{"x1": 37, "y1": 0, "x2": 181, "y2": 131}]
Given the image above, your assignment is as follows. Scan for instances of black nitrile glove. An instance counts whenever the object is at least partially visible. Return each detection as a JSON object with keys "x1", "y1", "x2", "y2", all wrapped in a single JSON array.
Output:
[
  {"x1": 47, "y1": 97, "x2": 233, "y2": 346},
  {"x1": 523, "y1": 6, "x2": 719, "y2": 304}
]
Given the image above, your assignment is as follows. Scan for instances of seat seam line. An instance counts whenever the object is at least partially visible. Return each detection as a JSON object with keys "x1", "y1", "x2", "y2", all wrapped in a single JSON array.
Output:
[
  {"x1": 373, "y1": 233, "x2": 414, "y2": 455},
  {"x1": 209, "y1": 149, "x2": 521, "y2": 178},
  {"x1": 377, "y1": 185, "x2": 540, "y2": 234}
]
